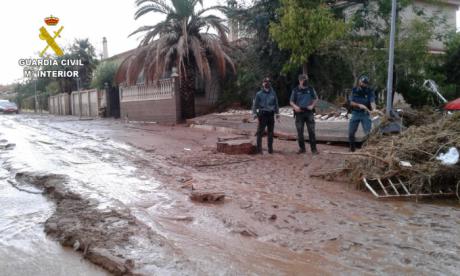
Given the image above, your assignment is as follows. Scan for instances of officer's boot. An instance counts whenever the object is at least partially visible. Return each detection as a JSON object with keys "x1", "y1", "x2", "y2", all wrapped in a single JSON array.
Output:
[
  {"x1": 256, "y1": 133, "x2": 263, "y2": 154},
  {"x1": 267, "y1": 132, "x2": 274, "y2": 154},
  {"x1": 350, "y1": 142, "x2": 356, "y2": 152}
]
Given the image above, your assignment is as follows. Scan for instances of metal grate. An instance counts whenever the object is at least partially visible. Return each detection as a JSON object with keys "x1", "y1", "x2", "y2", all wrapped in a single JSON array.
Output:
[{"x1": 363, "y1": 177, "x2": 455, "y2": 198}]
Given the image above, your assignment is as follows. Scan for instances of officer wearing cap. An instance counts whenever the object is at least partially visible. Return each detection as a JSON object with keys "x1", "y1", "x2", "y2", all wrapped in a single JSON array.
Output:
[
  {"x1": 290, "y1": 74, "x2": 318, "y2": 155},
  {"x1": 348, "y1": 75, "x2": 376, "y2": 152},
  {"x1": 252, "y1": 77, "x2": 280, "y2": 154}
]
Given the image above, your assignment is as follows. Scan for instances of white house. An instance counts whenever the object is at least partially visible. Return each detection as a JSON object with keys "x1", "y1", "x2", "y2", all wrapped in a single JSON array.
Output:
[
  {"x1": 401, "y1": 0, "x2": 460, "y2": 52},
  {"x1": 341, "y1": 0, "x2": 460, "y2": 52}
]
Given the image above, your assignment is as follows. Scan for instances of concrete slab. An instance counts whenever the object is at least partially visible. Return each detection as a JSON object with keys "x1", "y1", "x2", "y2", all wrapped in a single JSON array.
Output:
[{"x1": 188, "y1": 113, "x2": 380, "y2": 143}]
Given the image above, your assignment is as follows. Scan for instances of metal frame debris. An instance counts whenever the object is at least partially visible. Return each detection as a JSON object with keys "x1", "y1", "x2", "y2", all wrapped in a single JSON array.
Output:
[{"x1": 363, "y1": 177, "x2": 455, "y2": 198}]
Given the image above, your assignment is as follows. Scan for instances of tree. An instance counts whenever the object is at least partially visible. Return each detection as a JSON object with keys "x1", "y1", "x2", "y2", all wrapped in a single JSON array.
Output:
[
  {"x1": 91, "y1": 61, "x2": 119, "y2": 89},
  {"x1": 66, "y1": 39, "x2": 98, "y2": 90},
  {"x1": 438, "y1": 32, "x2": 460, "y2": 102},
  {"x1": 224, "y1": 0, "x2": 296, "y2": 106},
  {"x1": 269, "y1": 0, "x2": 346, "y2": 74},
  {"x1": 444, "y1": 32, "x2": 460, "y2": 88},
  {"x1": 41, "y1": 39, "x2": 99, "y2": 93},
  {"x1": 117, "y1": 0, "x2": 235, "y2": 119}
]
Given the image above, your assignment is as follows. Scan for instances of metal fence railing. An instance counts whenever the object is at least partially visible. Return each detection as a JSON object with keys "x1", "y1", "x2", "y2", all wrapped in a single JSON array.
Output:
[{"x1": 120, "y1": 78, "x2": 175, "y2": 103}]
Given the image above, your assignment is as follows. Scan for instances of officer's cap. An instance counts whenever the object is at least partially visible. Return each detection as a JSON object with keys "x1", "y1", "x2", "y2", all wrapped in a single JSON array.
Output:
[
  {"x1": 359, "y1": 75, "x2": 370, "y2": 84},
  {"x1": 298, "y1": 74, "x2": 308, "y2": 81}
]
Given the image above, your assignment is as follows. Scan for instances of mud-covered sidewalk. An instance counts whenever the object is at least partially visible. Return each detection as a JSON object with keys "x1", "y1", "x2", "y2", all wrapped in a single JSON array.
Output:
[{"x1": 1, "y1": 114, "x2": 459, "y2": 275}]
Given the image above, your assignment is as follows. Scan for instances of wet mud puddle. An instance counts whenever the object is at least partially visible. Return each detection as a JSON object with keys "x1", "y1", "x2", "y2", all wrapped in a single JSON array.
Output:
[
  {"x1": 0, "y1": 167, "x2": 107, "y2": 276},
  {"x1": 0, "y1": 115, "x2": 338, "y2": 275},
  {"x1": 1, "y1": 115, "x2": 460, "y2": 275}
]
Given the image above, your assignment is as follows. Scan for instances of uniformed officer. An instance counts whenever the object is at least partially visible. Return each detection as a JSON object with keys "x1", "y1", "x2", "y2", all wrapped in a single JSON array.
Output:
[
  {"x1": 348, "y1": 75, "x2": 376, "y2": 152},
  {"x1": 290, "y1": 74, "x2": 318, "y2": 155},
  {"x1": 252, "y1": 77, "x2": 280, "y2": 154}
]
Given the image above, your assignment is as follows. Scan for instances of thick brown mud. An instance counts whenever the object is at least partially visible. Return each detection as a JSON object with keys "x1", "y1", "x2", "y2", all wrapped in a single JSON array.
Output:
[
  {"x1": 1, "y1": 114, "x2": 459, "y2": 275},
  {"x1": 14, "y1": 172, "x2": 194, "y2": 275}
]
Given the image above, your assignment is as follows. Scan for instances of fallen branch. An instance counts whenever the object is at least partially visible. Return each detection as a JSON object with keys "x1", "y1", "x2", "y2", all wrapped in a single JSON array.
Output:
[
  {"x1": 195, "y1": 159, "x2": 252, "y2": 167},
  {"x1": 310, "y1": 167, "x2": 347, "y2": 178},
  {"x1": 324, "y1": 150, "x2": 390, "y2": 165}
]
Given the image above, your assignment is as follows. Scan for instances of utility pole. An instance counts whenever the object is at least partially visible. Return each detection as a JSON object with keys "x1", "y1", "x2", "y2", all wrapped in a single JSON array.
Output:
[
  {"x1": 34, "y1": 77, "x2": 38, "y2": 113},
  {"x1": 385, "y1": 0, "x2": 397, "y2": 117}
]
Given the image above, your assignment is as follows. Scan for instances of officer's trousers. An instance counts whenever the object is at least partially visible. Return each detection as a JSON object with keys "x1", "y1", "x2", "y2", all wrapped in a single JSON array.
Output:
[
  {"x1": 256, "y1": 111, "x2": 275, "y2": 153},
  {"x1": 348, "y1": 110, "x2": 372, "y2": 151},
  {"x1": 295, "y1": 111, "x2": 317, "y2": 152}
]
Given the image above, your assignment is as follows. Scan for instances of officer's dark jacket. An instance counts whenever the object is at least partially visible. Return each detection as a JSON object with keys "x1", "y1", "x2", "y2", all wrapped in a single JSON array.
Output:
[
  {"x1": 290, "y1": 86, "x2": 318, "y2": 109},
  {"x1": 350, "y1": 86, "x2": 375, "y2": 112},
  {"x1": 252, "y1": 88, "x2": 280, "y2": 115}
]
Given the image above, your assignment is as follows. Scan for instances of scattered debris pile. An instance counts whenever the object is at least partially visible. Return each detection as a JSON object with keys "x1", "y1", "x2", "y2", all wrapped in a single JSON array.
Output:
[
  {"x1": 399, "y1": 106, "x2": 441, "y2": 127},
  {"x1": 314, "y1": 110, "x2": 350, "y2": 122},
  {"x1": 218, "y1": 100, "x2": 346, "y2": 121},
  {"x1": 333, "y1": 113, "x2": 460, "y2": 197},
  {"x1": 218, "y1": 107, "x2": 354, "y2": 122}
]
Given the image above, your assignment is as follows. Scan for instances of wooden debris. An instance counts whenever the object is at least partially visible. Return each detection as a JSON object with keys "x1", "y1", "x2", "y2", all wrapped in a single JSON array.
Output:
[
  {"x1": 190, "y1": 191, "x2": 225, "y2": 203},
  {"x1": 333, "y1": 113, "x2": 460, "y2": 196},
  {"x1": 217, "y1": 135, "x2": 249, "y2": 142},
  {"x1": 274, "y1": 131, "x2": 297, "y2": 141},
  {"x1": 217, "y1": 139, "x2": 256, "y2": 155}
]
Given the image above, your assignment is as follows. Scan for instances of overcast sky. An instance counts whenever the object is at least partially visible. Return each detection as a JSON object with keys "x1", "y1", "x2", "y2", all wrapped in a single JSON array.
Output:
[
  {"x1": 0, "y1": 1, "x2": 458, "y2": 84},
  {"x1": 0, "y1": 0, "x2": 223, "y2": 84}
]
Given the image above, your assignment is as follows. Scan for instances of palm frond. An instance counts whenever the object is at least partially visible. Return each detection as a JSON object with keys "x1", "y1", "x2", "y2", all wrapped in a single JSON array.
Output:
[
  {"x1": 196, "y1": 5, "x2": 229, "y2": 17},
  {"x1": 200, "y1": 33, "x2": 226, "y2": 77},
  {"x1": 135, "y1": 4, "x2": 170, "y2": 19},
  {"x1": 190, "y1": 36, "x2": 204, "y2": 77},
  {"x1": 191, "y1": 0, "x2": 203, "y2": 8},
  {"x1": 120, "y1": 0, "x2": 235, "y2": 85},
  {"x1": 135, "y1": 21, "x2": 172, "y2": 46},
  {"x1": 135, "y1": 0, "x2": 174, "y2": 13},
  {"x1": 199, "y1": 15, "x2": 229, "y2": 45},
  {"x1": 128, "y1": 25, "x2": 157, "y2": 37}
]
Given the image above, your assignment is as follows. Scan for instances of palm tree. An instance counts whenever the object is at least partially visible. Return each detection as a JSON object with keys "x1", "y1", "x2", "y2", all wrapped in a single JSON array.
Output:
[{"x1": 117, "y1": 0, "x2": 235, "y2": 119}]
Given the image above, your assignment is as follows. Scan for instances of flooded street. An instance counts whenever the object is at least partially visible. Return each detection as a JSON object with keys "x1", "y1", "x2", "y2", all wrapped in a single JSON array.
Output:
[
  {"x1": 0, "y1": 114, "x2": 459, "y2": 275},
  {"x1": 0, "y1": 166, "x2": 107, "y2": 275}
]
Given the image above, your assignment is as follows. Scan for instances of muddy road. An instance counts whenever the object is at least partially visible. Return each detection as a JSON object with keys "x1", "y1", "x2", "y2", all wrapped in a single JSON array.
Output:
[{"x1": 0, "y1": 114, "x2": 459, "y2": 275}]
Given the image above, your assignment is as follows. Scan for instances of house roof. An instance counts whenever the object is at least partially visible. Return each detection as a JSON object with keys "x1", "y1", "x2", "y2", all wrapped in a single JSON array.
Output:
[
  {"x1": 104, "y1": 48, "x2": 139, "y2": 63},
  {"x1": 440, "y1": 0, "x2": 460, "y2": 7}
]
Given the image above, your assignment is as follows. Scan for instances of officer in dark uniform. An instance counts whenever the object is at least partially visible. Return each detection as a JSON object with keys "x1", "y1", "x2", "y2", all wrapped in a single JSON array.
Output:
[
  {"x1": 348, "y1": 75, "x2": 376, "y2": 152},
  {"x1": 290, "y1": 74, "x2": 318, "y2": 155},
  {"x1": 252, "y1": 77, "x2": 280, "y2": 154}
]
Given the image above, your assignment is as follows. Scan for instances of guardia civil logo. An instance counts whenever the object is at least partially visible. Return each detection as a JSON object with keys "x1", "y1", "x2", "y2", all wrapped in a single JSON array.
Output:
[
  {"x1": 39, "y1": 15, "x2": 64, "y2": 57},
  {"x1": 18, "y1": 15, "x2": 83, "y2": 79}
]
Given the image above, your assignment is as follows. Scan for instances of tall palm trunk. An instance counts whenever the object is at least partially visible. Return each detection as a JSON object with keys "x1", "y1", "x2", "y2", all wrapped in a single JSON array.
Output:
[
  {"x1": 179, "y1": 64, "x2": 196, "y2": 119},
  {"x1": 302, "y1": 62, "x2": 308, "y2": 76}
]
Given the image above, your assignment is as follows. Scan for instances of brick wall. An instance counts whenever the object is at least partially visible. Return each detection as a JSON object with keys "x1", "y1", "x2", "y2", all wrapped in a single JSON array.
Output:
[
  {"x1": 119, "y1": 78, "x2": 181, "y2": 123},
  {"x1": 121, "y1": 98, "x2": 178, "y2": 123}
]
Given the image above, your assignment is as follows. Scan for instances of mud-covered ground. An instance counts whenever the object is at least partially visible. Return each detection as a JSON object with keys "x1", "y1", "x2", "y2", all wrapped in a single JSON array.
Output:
[{"x1": 1, "y1": 114, "x2": 459, "y2": 275}]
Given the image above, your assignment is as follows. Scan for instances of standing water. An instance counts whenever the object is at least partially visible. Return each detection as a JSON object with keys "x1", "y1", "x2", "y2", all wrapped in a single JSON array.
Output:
[
  {"x1": 0, "y1": 124, "x2": 107, "y2": 276},
  {"x1": 0, "y1": 169, "x2": 108, "y2": 276}
]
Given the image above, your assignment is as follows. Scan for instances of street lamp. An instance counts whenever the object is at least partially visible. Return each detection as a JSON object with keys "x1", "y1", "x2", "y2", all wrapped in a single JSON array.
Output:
[
  {"x1": 34, "y1": 76, "x2": 37, "y2": 113},
  {"x1": 385, "y1": 0, "x2": 397, "y2": 117},
  {"x1": 380, "y1": 0, "x2": 405, "y2": 134}
]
